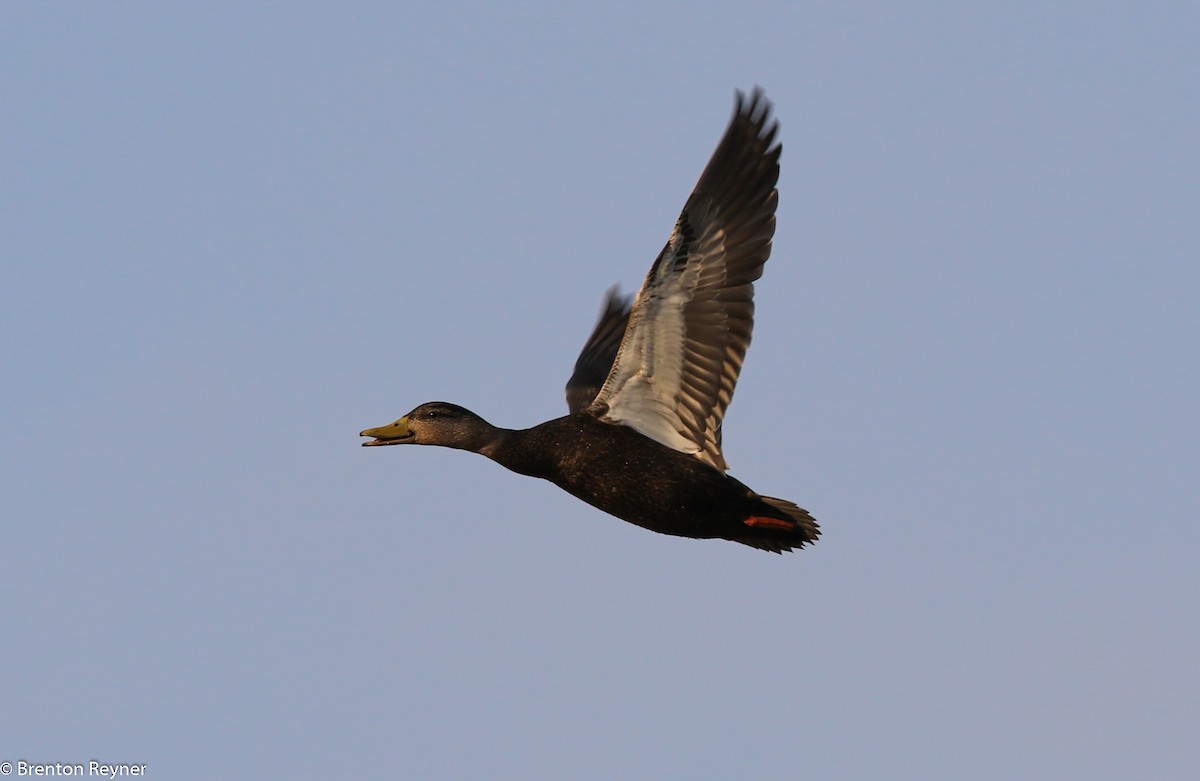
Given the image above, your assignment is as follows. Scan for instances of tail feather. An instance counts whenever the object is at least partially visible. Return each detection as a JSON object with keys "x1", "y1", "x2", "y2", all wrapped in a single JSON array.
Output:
[{"x1": 736, "y1": 496, "x2": 820, "y2": 554}]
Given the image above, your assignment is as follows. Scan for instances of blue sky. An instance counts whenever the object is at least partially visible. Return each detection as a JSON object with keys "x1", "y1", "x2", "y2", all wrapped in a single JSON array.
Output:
[{"x1": 4, "y1": 2, "x2": 1197, "y2": 779}]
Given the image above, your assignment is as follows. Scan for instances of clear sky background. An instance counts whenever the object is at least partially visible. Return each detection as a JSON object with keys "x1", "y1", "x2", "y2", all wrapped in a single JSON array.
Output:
[{"x1": 4, "y1": 3, "x2": 1197, "y2": 779}]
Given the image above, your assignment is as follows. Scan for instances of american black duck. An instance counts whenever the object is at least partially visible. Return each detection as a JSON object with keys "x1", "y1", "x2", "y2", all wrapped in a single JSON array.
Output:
[{"x1": 361, "y1": 88, "x2": 818, "y2": 553}]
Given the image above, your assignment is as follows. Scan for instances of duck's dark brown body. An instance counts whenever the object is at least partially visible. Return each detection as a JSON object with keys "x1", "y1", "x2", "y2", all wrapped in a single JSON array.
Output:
[{"x1": 484, "y1": 414, "x2": 816, "y2": 553}]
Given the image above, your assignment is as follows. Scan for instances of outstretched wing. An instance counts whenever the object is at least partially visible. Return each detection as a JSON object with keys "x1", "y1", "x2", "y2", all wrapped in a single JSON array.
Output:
[
  {"x1": 587, "y1": 88, "x2": 781, "y2": 473},
  {"x1": 565, "y1": 287, "x2": 632, "y2": 414}
]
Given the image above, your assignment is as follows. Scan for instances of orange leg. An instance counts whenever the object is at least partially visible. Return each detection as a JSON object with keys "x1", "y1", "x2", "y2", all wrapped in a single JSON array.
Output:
[{"x1": 743, "y1": 516, "x2": 795, "y2": 530}]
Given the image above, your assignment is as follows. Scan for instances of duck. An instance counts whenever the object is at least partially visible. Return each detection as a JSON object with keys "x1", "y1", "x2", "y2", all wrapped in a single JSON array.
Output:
[{"x1": 361, "y1": 88, "x2": 819, "y2": 553}]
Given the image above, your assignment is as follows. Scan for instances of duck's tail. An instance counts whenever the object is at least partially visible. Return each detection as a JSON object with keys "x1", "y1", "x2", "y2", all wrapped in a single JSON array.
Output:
[{"x1": 736, "y1": 496, "x2": 820, "y2": 554}]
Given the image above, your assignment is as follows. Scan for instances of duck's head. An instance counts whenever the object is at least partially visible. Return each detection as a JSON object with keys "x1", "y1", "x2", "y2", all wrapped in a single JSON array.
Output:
[{"x1": 360, "y1": 402, "x2": 497, "y2": 452}]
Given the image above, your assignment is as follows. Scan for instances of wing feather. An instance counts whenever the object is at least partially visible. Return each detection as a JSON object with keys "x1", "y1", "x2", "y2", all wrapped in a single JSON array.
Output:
[
  {"x1": 564, "y1": 287, "x2": 633, "y2": 414},
  {"x1": 587, "y1": 88, "x2": 782, "y2": 472}
]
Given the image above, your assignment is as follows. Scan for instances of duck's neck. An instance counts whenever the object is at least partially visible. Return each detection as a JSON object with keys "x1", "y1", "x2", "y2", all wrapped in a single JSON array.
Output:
[
  {"x1": 475, "y1": 426, "x2": 515, "y2": 461},
  {"x1": 478, "y1": 426, "x2": 554, "y2": 479},
  {"x1": 442, "y1": 417, "x2": 514, "y2": 460}
]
